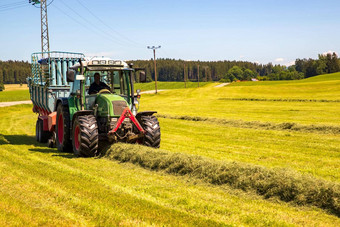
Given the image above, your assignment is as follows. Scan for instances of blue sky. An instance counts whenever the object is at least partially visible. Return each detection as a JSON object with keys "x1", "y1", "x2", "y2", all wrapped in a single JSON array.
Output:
[{"x1": 0, "y1": 0, "x2": 340, "y2": 65}]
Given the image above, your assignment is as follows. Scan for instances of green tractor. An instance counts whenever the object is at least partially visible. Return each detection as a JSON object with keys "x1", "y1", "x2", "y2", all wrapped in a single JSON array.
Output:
[{"x1": 54, "y1": 58, "x2": 160, "y2": 156}]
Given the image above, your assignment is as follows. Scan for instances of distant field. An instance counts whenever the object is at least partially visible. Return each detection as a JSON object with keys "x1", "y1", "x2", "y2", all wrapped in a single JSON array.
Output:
[
  {"x1": 134, "y1": 81, "x2": 211, "y2": 91},
  {"x1": 1, "y1": 74, "x2": 340, "y2": 225},
  {"x1": 139, "y1": 73, "x2": 340, "y2": 125},
  {"x1": 0, "y1": 86, "x2": 29, "y2": 102}
]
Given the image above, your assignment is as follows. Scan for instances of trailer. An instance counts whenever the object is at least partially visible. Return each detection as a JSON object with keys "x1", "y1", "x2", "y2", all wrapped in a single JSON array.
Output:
[{"x1": 28, "y1": 51, "x2": 160, "y2": 156}]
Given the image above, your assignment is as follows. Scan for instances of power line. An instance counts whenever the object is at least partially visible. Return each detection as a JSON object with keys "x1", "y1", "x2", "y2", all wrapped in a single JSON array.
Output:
[
  {"x1": 0, "y1": 1, "x2": 26, "y2": 9},
  {"x1": 51, "y1": 3, "x2": 132, "y2": 48},
  {"x1": 0, "y1": 3, "x2": 28, "y2": 12},
  {"x1": 75, "y1": 0, "x2": 145, "y2": 48}
]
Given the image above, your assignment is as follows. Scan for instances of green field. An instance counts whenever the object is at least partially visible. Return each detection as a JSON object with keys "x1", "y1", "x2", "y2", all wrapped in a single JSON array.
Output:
[
  {"x1": 0, "y1": 85, "x2": 29, "y2": 102},
  {"x1": 134, "y1": 81, "x2": 211, "y2": 91},
  {"x1": 1, "y1": 73, "x2": 340, "y2": 226}
]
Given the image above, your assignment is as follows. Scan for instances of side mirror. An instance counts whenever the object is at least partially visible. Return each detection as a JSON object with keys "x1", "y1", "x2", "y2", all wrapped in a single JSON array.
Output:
[
  {"x1": 136, "y1": 89, "x2": 141, "y2": 96},
  {"x1": 67, "y1": 70, "x2": 75, "y2": 82},
  {"x1": 139, "y1": 71, "x2": 147, "y2": 83}
]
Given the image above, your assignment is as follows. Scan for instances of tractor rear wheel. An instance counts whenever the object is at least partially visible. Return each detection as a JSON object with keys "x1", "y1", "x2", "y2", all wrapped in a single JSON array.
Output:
[
  {"x1": 56, "y1": 104, "x2": 72, "y2": 152},
  {"x1": 140, "y1": 115, "x2": 161, "y2": 148},
  {"x1": 72, "y1": 115, "x2": 99, "y2": 157},
  {"x1": 36, "y1": 119, "x2": 51, "y2": 143}
]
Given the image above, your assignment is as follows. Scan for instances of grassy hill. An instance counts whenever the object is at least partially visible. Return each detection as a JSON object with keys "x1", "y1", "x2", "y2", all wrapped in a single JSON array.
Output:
[{"x1": 1, "y1": 73, "x2": 340, "y2": 225}]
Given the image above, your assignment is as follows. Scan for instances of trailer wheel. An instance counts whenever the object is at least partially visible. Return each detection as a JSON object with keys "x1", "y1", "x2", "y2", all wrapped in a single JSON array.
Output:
[
  {"x1": 140, "y1": 115, "x2": 161, "y2": 148},
  {"x1": 56, "y1": 104, "x2": 72, "y2": 152},
  {"x1": 35, "y1": 120, "x2": 40, "y2": 142},
  {"x1": 72, "y1": 115, "x2": 99, "y2": 157},
  {"x1": 36, "y1": 119, "x2": 51, "y2": 143}
]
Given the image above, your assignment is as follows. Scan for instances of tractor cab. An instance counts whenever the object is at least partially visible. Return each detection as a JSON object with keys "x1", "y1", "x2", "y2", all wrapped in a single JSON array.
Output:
[{"x1": 67, "y1": 58, "x2": 138, "y2": 117}]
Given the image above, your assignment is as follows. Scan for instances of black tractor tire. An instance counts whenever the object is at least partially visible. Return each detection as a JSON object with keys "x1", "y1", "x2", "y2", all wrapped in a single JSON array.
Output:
[
  {"x1": 140, "y1": 115, "x2": 161, "y2": 148},
  {"x1": 72, "y1": 115, "x2": 99, "y2": 157},
  {"x1": 35, "y1": 118, "x2": 51, "y2": 143},
  {"x1": 56, "y1": 104, "x2": 72, "y2": 153},
  {"x1": 35, "y1": 119, "x2": 40, "y2": 142}
]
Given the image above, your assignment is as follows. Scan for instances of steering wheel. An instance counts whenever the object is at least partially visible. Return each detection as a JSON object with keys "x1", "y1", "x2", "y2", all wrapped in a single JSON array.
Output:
[{"x1": 98, "y1": 89, "x2": 112, "y2": 94}]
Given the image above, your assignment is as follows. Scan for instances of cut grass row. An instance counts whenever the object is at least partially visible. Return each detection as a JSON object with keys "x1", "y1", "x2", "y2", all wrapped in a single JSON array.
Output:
[
  {"x1": 139, "y1": 90, "x2": 340, "y2": 125},
  {"x1": 158, "y1": 117, "x2": 340, "y2": 183},
  {"x1": 103, "y1": 143, "x2": 340, "y2": 217},
  {"x1": 2, "y1": 105, "x2": 339, "y2": 225},
  {"x1": 158, "y1": 114, "x2": 340, "y2": 134}
]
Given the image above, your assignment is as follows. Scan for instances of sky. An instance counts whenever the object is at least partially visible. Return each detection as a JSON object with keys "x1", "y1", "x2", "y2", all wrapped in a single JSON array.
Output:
[{"x1": 0, "y1": 0, "x2": 340, "y2": 65}]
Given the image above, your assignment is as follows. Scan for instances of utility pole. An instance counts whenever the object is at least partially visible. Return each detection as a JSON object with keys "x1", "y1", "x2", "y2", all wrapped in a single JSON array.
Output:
[
  {"x1": 29, "y1": 0, "x2": 50, "y2": 58},
  {"x1": 147, "y1": 46, "x2": 161, "y2": 94},
  {"x1": 184, "y1": 63, "x2": 186, "y2": 88},
  {"x1": 197, "y1": 64, "x2": 200, "y2": 87}
]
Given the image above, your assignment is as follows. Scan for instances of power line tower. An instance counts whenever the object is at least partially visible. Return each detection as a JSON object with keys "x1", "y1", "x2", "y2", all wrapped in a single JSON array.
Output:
[{"x1": 29, "y1": 0, "x2": 50, "y2": 57}]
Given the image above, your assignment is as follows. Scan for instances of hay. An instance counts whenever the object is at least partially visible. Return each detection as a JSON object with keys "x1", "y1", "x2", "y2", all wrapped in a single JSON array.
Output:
[
  {"x1": 103, "y1": 143, "x2": 340, "y2": 217},
  {"x1": 157, "y1": 114, "x2": 340, "y2": 135}
]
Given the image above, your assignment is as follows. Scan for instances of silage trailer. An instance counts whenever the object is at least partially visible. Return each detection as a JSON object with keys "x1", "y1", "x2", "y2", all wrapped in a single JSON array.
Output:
[{"x1": 28, "y1": 51, "x2": 160, "y2": 157}]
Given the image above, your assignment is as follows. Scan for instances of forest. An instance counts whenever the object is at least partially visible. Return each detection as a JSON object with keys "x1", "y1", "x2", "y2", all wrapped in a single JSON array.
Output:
[
  {"x1": 0, "y1": 52, "x2": 339, "y2": 84},
  {"x1": 0, "y1": 60, "x2": 31, "y2": 84}
]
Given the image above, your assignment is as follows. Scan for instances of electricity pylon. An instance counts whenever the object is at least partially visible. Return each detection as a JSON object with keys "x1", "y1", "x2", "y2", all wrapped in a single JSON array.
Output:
[{"x1": 29, "y1": 0, "x2": 50, "y2": 57}]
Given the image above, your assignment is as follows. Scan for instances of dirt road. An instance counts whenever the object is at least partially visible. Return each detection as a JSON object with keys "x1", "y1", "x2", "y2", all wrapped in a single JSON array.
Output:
[{"x1": 0, "y1": 100, "x2": 32, "y2": 108}]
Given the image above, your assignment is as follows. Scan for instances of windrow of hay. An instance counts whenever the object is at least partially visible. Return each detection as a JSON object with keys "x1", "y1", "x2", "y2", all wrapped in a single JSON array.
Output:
[
  {"x1": 218, "y1": 97, "x2": 340, "y2": 103},
  {"x1": 158, "y1": 114, "x2": 340, "y2": 135},
  {"x1": 103, "y1": 143, "x2": 340, "y2": 217}
]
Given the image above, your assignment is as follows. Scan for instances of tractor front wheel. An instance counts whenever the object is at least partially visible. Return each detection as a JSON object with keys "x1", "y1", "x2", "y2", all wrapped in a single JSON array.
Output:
[
  {"x1": 56, "y1": 104, "x2": 72, "y2": 152},
  {"x1": 140, "y1": 115, "x2": 161, "y2": 148},
  {"x1": 72, "y1": 115, "x2": 99, "y2": 157}
]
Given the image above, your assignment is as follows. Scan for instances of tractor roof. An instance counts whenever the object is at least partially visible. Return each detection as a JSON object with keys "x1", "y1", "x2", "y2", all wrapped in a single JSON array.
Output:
[{"x1": 70, "y1": 57, "x2": 132, "y2": 72}]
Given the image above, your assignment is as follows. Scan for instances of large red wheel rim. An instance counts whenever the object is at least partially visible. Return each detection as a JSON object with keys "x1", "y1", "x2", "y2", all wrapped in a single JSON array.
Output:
[
  {"x1": 74, "y1": 125, "x2": 80, "y2": 150},
  {"x1": 58, "y1": 114, "x2": 64, "y2": 144}
]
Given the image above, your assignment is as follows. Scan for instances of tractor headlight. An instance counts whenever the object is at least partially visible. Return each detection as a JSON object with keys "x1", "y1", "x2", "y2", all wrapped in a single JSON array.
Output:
[
  {"x1": 111, "y1": 118, "x2": 118, "y2": 122},
  {"x1": 100, "y1": 60, "x2": 106, "y2": 64},
  {"x1": 92, "y1": 60, "x2": 99, "y2": 65}
]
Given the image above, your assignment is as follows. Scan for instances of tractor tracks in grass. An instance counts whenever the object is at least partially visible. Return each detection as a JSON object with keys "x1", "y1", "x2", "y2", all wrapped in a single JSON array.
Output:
[
  {"x1": 103, "y1": 143, "x2": 340, "y2": 218},
  {"x1": 157, "y1": 114, "x2": 340, "y2": 135}
]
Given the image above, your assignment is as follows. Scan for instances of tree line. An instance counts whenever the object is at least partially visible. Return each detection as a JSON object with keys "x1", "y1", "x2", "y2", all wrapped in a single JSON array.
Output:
[
  {"x1": 130, "y1": 52, "x2": 340, "y2": 82},
  {"x1": 0, "y1": 60, "x2": 31, "y2": 84},
  {"x1": 0, "y1": 52, "x2": 339, "y2": 85}
]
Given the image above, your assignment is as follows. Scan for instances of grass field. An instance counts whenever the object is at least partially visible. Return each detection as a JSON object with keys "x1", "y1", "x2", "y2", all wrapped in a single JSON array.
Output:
[
  {"x1": 1, "y1": 73, "x2": 340, "y2": 225},
  {"x1": 0, "y1": 85, "x2": 30, "y2": 102},
  {"x1": 134, "y1": 81, "x2": 211, "y2": 91}
]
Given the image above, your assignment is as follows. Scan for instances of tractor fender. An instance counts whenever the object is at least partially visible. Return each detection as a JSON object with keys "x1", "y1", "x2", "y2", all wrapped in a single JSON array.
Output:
[
  {"x1": 71, "y1": 110, "x2": 94, "y2": 125},
  {"x1": 54, "y1": 98, "x2": 69, "y2": 111},
  {"x1": 135, "y1": 111, "x2": 157, "y2": 121}
]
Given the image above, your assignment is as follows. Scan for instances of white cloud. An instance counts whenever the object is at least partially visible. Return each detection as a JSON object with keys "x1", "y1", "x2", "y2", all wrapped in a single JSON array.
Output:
[
  {"x1": 239, "y1": 55, "x2": 245, "y2": 59},
  {"x1": 322, "y1": 50, "x2": 338, "y2": 56},
  {"x1": 275, "y1": 58, "x2": 284, "y2": 62},
  {"x1": 286, "y1": 61, "x2": 295, "y2": 66}
]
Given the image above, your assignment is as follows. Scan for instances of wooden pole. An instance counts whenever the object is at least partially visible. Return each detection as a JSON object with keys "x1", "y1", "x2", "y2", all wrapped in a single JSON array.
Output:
[
  {"x1": 197, "y1": 64, "x2": 200, "y2": 87},
  {"x1": 153, "y1": 49, "x2": 157, "y2": 94},
  {"x1": 184, "y1": 63, "x2": 186, "y2": 88}
]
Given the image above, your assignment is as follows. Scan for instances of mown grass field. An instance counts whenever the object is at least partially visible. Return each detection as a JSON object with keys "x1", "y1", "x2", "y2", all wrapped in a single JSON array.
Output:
[
  {"x1": 0, "y1": 85, "x2": 30, "y2": 102},
  {"x1": 1, "y1": 74, "x2": 340, "y2": 226},
  {"x1": 134, "y1": 81, "x2": 211, "y2": 91}
]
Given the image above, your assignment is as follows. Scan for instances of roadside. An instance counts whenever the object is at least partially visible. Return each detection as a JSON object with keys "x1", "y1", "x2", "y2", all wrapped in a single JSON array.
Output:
[
  {"x1": 0, "y1": 100, "x2": 31, "y2": 108},
  {"x1": 214, "y1": 83, "x2": 230, "y2": 88},
  {"x1": 140, "y1": 89, "x2": 166, "y2": 94},
  {"x1": 0, "y1": 90, "x2": 166, "y2": 108}
]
